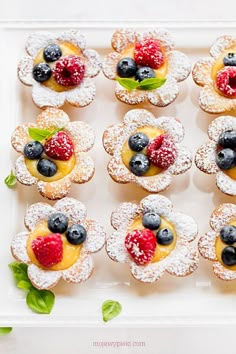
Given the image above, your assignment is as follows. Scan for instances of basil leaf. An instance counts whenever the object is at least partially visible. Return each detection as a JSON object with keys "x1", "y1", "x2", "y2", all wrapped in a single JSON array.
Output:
[
  {"x1": 138, "y1": 77, "x2": 166, "y2": 90},
  {"x1": 116, "y1": 77, "x2": 139, "y2": 90},
  {"x1": 9, "y1": 262, "x2": 29, "y2": 284},
  {"x1": 28, "y1": 127, "x2": 63, "y2": 141},
  {"x1": 26, "y1": 288, "x2": 55, "y2": 314},
  {"x1": 17, "y1": 280, "x2": 32, "y2": 291},
  {"x1": 0, "y1": 328, "x2": 12, "y2": 336},
  {"x1": 102, "y1": 300, "x2": 122, "y2": 322},
  {"x1": 4, "y1": 170, "x2": 17, "y2": 188}
]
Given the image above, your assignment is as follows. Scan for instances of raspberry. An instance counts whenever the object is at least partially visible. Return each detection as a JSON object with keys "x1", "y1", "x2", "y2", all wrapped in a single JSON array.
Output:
[
  {"x1": 44, "y1": 131, "x2": 74, "y2": 161},
  {"x1": 52, "y1": 55, "x2": 85, "y2": 86},
  {"x1": 147, "y1": 134, "x2": 177, "y2": 169},
  {"x1": 125, "y1": 229, "x2": 156, "y2": 265},
  {"x1": 216, "y1": 66, "x2": 236, "y2": 97},
  {"x1": 134, "y1": 39, "x2": 165, "y2": 69},
  {"x1": 32, "y1": 233, "x2": 63, "y2": 268}
]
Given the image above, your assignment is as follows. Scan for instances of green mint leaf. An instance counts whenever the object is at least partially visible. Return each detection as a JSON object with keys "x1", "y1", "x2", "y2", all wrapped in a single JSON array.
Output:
[
  {"x1": 26, "y1": 288, "x2": 55, "y2": 314},
  {"x1": 28, "y1": 127, "x2": 63, "y2": 141},
  {"x1": 116, "y1": 77, "x2": 139, "y2": 90},
  {"x1": 138, "y1": 77, "x2": 166, "y2": 90},
  {"x1": 9, "y1": 262, "x2": 29, "y2": 284},
  {"x1": 102, "y1": 300, "x2": 122, "y2": 322},
  {"x1": 4, "y1": 170, "x2": 17, "y2": 188},
  {"x1": 17, "y1": 280, "x2": 32, "y2": 291},
  {"x1": 0, "y1": 328, "x2": 12, "y2": 336}
]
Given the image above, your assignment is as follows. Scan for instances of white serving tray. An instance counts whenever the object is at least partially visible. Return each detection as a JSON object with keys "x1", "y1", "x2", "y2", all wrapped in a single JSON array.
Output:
[{"x1": 1, "y1": 20, "x2": 236, "y2": 327}]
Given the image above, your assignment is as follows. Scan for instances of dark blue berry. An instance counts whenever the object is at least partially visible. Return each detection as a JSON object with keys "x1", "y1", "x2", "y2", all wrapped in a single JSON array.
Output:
[
  {"x1": 129, "y1": 153, "x2": 150, "y2": 176},
  {"x1": 223, "y1": 53, "x2": 236, "y2": 67},
  {"x1": 128, "y1": 132, "x2": 149, "y2": 152},
  {"x1": 142, "y1": 212, "x2": 161, "y2": 230},
  {"x1": 66, "y1": 224, "x2": 87, "y2": 245},
  {"x1": 135, "y1": 66, "x2": 155, "y2": 82},
  {"x1": 43, "y1": 44, "x2": 62, "y2": 62},
  {"x1": 48, "y1": 213, "x2": 68, "y2": 234},
  {"x1": 23, "y1": 141, "x2": 43, "y2": 160},
  {"x1": 216, "y1": 148, "x2": 236, "y2": 170},
  {"x1": 37, "y1": 159, "x2": 57, "y2": 177},
  {"x1": 221, "y1": 246, "x2": 236, "y2": 266},
  {"x1": 33, "y1": 63, "x2": 52, "y2": 82},
  {"x1": 220, "y1": 225, "x2": 236, "y2": 245},
  {"x1": 156, "y1": 228, "x2": 174, "y2": 245},
  {"x1": 117, "y1": 57, "x2": 137, "y2": 78},
  {"x1": 218, "y1": 130, "x2": 236, "y2": 148}
]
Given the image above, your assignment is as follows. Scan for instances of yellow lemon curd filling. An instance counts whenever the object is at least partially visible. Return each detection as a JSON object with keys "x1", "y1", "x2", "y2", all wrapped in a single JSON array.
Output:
[
  {"x1": 27, "y1": 220, "x2": 82, "y2": 271},
  {"x1": 215, "y1": 220, "x2": 236, "y2": 270}
]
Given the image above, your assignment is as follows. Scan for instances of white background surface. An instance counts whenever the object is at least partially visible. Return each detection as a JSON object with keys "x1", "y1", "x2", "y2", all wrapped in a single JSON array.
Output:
[{"x1": 1, "y1": 0, "x2": 236, "y2": 353}]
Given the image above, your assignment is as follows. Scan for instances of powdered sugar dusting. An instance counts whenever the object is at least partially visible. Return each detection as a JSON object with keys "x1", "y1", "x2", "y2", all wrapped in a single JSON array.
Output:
[
  {"x1": 192, "y1": 57, "x2": 214, "y2": 86},
  {"x1": 83, "y1": 219, "x2": 106, "y2": 253},
  {"x1": 210, "y1": 35, "x2": 236, "y2": 59},
  {"x1": 15, "y1": 156, "x2": 37, "y2": 186},
  {"x1": 216, "y1": 171, "x2": 236, "y2": 196},
  {"x1": 208, "y1": 115, "x2": 236, "y2": 142},
  {"x1": 210, "y1": 203, "x2": 236, "y2": 233},
  {"x1": 62, "y1": 250, "x2": 94, "y2": 283},
  {"x1": 213, "y1": 262, "x2": 236, "y2": 281},
  {"x1": 24, "y1": 203, "x2": 54, "y2": 231},
  {"x1": 11, "y1": 232, "x2": 30, "y2": 264},
  {"x1": 28, "y1": 264, "x2": 62, "y2": 290},
  {"x1": 167, "y1": 50, "x2": 191, "y2": 82},
  {"x1": 198, "y1": 231, "x2": 217, "y2": 261},
  {"x1": 54, "y1": 197, "x2": 87, "y2": 224}
]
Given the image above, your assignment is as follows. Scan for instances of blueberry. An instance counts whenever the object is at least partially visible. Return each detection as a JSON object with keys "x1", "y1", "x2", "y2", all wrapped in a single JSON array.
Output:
[
  {"x1": 142, "y1": 212, "x2": 161, "y2": 230},
  {"x1": 221, "y1": 246, "x2": 236, "y2": 266},
  {"x1": 223, "y1": 53, "x2": 236, "y2": 66},
  {"x1": 129, "y1": 153, "x2": 150, "y2": 176},
  {"x1": 220, "y1": 225, "x2": 236, "y2": 245},
  {"x1": 48, "y1": 213, "x2": 68, "y2": 234},
  {"x1": 23, "y1": 141, "x2": 43, "y2": 160},
  {"x1": 66, "y1": 224, "x2": 87, "y2": 245},
  {"x1": 156, "y1": 228, "x2": 174, "y2": 245},
  {"x1": 218, "y1": 130, "x2": 236, "y2": 149},
  {"x1": 135, "y1": 66, "x2": 155, "y2": 82},
  {"x1": 216, "y1": 148, "x2": 236, "y2": 170},
  {"x1": 43, "y1": 44, "x2": 62, "y2": 62},
  {"x1": 32, "y1": 63, "x2": 52, "y2": 82},
  {"x1": 128, "y1": 132, "x2": 149, "y2": 152},
  {"x1": 37, "y1": 159, "x2": 57, "y2": 177},
  {"x1": 117, "y1": 57, "x2": 137, "y2": 78}
]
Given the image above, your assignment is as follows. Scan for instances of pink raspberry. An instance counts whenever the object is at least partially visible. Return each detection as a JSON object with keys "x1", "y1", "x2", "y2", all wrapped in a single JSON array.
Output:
[
  {"x1": 147, "y1": 134, "x2": 177, "y2": 169},
  {"x1": 53, "y1": 55, "x2": 85, "y2": 86},
  {"x1": 216, "y1": 66, "x2": 236, "y2": 97}
]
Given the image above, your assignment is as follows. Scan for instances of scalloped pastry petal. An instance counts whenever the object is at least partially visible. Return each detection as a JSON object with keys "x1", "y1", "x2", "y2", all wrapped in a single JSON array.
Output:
[
  {"x1": 83, "y1": 219, "x2": 106, "y2": 253},
  {"x1": 111, "y1": 202, "x2": 139, "y2": 230},
  {"x1": 198, "y1": 231, "x2": 217, "y2": 261},
  {"x1": 65, "y1": 78, "x2": 96, "y2": 107},
  {"x1": 102, "y1": 52, "x2": 122, "y2": 79},
  {"x1": 37, "y1": 175, "x2": 72, "y2": 200},
  {"x1": 195, "y1": 141, "x2": 218, "y2": 174},
  {"x1": 18, "y1": 56, "x2": 34, "y2": 85},
  {"x1": 24, "y1": 203, "x2": 54, "y2": 231},
  {"x1": 166, "y1": 212, "x2": 198, "y2": 242},
  {"x1": 166, "y1": 239, "x2": 199, "y2": 276},
  {"x1": 192, "y1": 57, "x2": 215, "y2": 86},
  {"x1": 55, "y1": 197, "x2": 87, "y2": 225},
  {"x1": 147, "y1": 76, "x2": 179, "y2": 107},
  {"x1": 123, "y1": 109, "x2": 155, "y2": 125},
  {"x1": 28, "y1": 264, "x2": 62, "y2": 290},
  {"x1": 210, "y1": 203, "x2": 236, "y2": 232},
  {"x1": 36, "y1": 108, "x2": 70, "y2": 129},
  {"x1": 213, "y1": 261, "x2": 236, "y2": 280},
  {"x1": 115, "y1": 82, "x2": 146, "y2": 105},
  {"x1": 15, "y1": 156, "x2": 37, "y2": 186},
  {"x1": 210, "y1": 35, "x2": 236, "y2": 58},
  {"x1": 83, "y1": 49, "x2": 101, "y2": 77},
  {"x1": 166, "y1": 50, "x2": 191, "y2": 82},
  {"x1": 216, "y1": 171, "x2": 236, "y2": 196},
  {"x1": 65, "y1": 121, "x2": 95, "y2": 152},
  {"x1": 136, "y1": 171, "x2": 172, "y2": 192},
  {"x1": 106, "y1": 230, "x2": 133, "y2": 263},
  {"x1": 208, "y1": 115, "x2": 236, "y2": 142},
  {"x1": 62, "y1": 250, "x2": 94, "y2": 283},
  {"x1": 130, "y1": 260, "x2": 166, "y2": 283},
  {"x1": 11, "y1": 232, "x2": 30, "y2": 264},
  {"x1": 11, "y1": 122, "x2": 36, "y2": 153},
  {"x1": 155, "y1": 116, "x2": 184, "y2": 143},
  {"x1": 111, "y1": 28, "x2": 137, "y2": 53},
  {"x1": 140, "y1": 194, "x2": 172, "y2": 216},
  {"x1": 70, "y1": 153, "x2": 94, "y2": 183},
  {"x1": 137, "y1": 28, "x2": 175, "y2": 52},
  {"x1": 25, "y1": 31, "x2": 54, "y2": 57},
  {"x1": 199, "y1": 84, "x2": 234, "y2": 113},
  {"x1": 169, "y1": 145, "x2": 192, "y2": 175},
  {"x1": 103, "y1": 124, "x2": 124, "y2": 155},
  {"x1": 32, "y1": 82, "x2": 66, "y2": 108},
  {"x1": 57, "y1": 30, "x2": 86, "y2": 50},
  {"x1": 107, "y1": 156, "x2": 132, "y2": 183}
]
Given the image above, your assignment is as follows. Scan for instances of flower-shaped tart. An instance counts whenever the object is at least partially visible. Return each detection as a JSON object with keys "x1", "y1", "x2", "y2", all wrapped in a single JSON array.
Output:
[
  {"x1": 11, "y1": 197, "x2": 106, "y2": 289},
  {"x1": 193, "y1": 35, "x2": 236, "y2": 113},
  {"x1": 11, "y1": 107, "x2": 95, "y2": 200},
  {"x1": 195, "y1": 115, "x2": 236, "y2": 196},
  {"x1": 106, "y1": 195, "x2": 198, "y2": 283},
  {"x1": 18, "y1": 30, "x2": 101, "y2": 108},
  {"x1": 103, "y1": 109, "x2": 192, "y2": 192},
  {"x1": 198, "y1": 203, "x2": 236, "y2": 280},
  {"x1": 102, "y1": 28, "x2": 191, "y2": 106}
]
